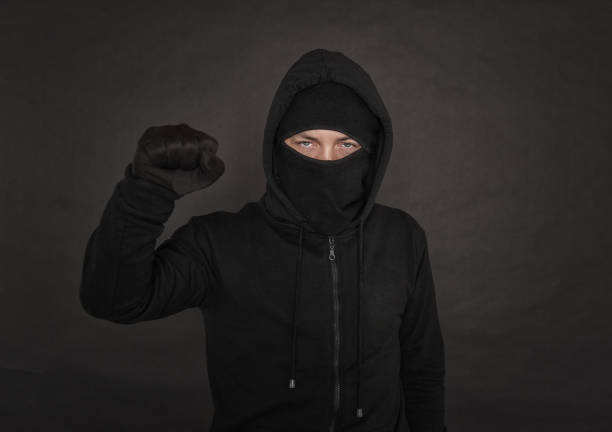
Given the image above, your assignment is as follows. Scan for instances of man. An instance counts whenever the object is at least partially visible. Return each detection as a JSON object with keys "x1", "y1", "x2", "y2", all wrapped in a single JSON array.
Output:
[{"x1": 80, "y1": 48, "x2": 447, "y2": 432}]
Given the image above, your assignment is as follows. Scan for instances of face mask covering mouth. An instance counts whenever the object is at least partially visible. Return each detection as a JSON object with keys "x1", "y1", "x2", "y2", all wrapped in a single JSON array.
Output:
[{"x1": 273, "y1": 139, "x2": 373, "y2": 235}]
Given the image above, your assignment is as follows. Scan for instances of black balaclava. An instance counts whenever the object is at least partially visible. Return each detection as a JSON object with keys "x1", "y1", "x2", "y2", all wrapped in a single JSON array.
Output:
[{"x1": 273, "y1": 82, "x2": 380, "y2": 235}]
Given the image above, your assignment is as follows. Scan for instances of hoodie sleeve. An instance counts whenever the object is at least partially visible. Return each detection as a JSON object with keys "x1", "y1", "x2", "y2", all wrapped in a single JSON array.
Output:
[
  {"x1": 79, "y1": 165, "x2": 215, "y2": 324},
  {"x1": 399, "y1": 223, "x2": 447, "y2": 432}
]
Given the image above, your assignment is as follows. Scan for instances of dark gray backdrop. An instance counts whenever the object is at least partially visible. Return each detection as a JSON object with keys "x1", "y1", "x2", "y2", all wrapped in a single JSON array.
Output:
[{"x1": 2, "y1": 1, "x2": 611, "y2": 431}]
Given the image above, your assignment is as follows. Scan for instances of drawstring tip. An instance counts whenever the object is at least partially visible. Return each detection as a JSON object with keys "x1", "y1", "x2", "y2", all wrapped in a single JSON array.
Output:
[
  {"x1": 356, "y1": 407, "x2": 364, "y2": 418},
  {"x1": 288, "y1": 378, "x2": 296, "y2": 389}
]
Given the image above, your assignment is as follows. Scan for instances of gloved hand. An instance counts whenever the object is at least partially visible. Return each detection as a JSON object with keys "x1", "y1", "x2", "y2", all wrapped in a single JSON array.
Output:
[{"x1": 127, "y1": 123, "x2": 225, "y2": 197}]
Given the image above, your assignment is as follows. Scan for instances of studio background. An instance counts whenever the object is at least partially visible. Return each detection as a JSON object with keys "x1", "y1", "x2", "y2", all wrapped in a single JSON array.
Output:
[{"x1": 1, "y1": 1, "x2": 611, "y2": 431}]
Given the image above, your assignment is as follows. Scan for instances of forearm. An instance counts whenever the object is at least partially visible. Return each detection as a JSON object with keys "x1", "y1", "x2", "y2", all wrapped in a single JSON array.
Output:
[
  {"x1": 79, "y1": 165, "x2": 179, "y2": 319},
  {"x1": 401, "y1": 341, "x2": 446, "y2": 431}
]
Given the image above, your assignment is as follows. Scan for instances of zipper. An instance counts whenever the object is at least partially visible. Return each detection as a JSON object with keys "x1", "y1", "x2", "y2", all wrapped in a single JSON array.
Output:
[{"x1": 328, "y1": 235, "x2": 341, "y2": 432}]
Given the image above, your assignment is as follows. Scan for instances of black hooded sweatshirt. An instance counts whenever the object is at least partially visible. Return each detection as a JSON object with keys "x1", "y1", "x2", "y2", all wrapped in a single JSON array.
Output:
[{"x1": 80, "y1": 48, "x2": 447, "y2": 432}]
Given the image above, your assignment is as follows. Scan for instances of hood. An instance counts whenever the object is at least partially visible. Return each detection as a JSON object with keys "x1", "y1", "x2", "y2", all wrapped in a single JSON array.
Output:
[
  {"x1": 257, "y1": 48, "x2": 393, "y2": 422},
  {"x1": 259, "y1": 48, "x2": 393, "y2": 236}
]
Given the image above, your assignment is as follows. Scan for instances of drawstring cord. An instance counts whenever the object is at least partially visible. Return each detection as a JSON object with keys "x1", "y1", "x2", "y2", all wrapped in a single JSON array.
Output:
[
  {"x1": 288, "y1": 222, "x2": 305, "y2": 389},
  {"x1": 356, "y1": 219, "x2": 364, "y2": 418},
  {"x1": 288, "y1": 220, "x2": 366, "y2": 421}
]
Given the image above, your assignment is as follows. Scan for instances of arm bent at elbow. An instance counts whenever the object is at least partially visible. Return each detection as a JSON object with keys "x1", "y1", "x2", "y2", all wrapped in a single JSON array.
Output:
[{"x1": 79, "y1": 168, "x2": 214, "y2": 324}]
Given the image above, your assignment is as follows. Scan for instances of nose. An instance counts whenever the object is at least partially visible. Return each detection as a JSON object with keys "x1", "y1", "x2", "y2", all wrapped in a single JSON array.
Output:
[
  {"x1": 321, "y1": 147, "x2": 334, "y2": 160},
  {"x1": 319, "y1": 146, "x2": 344, "y2": 161}
]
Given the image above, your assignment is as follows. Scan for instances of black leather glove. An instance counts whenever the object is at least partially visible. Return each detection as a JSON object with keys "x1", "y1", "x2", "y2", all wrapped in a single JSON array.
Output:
[{"x1": 127, "y1": 123, "x2": 225, "y2": 197}]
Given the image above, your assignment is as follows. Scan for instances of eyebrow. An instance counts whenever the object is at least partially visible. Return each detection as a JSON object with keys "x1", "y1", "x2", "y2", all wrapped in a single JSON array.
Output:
[{"x1": 296, "y1": 133, "x2": 355, "y2": 141}]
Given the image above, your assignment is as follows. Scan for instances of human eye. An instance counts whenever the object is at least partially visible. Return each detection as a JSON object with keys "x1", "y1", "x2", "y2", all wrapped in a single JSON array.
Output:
[
  {"x1": 341, "y1": 141, "x2": 358, "y2": 149},
  {"x1": 297, "y1": 141, "x2": 313, "y2": 148}
]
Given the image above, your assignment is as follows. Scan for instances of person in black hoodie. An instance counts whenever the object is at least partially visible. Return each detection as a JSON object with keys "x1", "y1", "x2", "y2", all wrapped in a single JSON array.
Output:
[{"x1": 80, "y1": 48, "x2": 447, "y2": 432}]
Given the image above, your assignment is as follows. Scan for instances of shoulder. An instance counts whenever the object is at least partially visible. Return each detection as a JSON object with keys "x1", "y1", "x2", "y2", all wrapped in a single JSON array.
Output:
[
  {"x1": 371, "y1": 203, "x2": 427, "y2": 238},
  {"x1": 188, "y1": 201, "x2": 262, "y2": 233},
  {"x1": 370, "y1": 203, "x2": 430, "y2": 263},
  {"x1": 370, "y1": 204, "x2": 432, "y2": 286}
]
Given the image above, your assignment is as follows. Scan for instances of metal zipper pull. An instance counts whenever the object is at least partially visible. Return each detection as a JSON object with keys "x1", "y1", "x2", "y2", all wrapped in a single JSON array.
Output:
[{"x1": 328, "y1": 235, "x2": 335, "y2": 261}]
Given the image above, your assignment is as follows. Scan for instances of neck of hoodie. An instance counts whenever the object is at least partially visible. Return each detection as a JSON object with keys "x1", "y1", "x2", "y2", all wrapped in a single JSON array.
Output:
[{"x1": 273, "y1": 140, "x2": 374, "y2": 236}]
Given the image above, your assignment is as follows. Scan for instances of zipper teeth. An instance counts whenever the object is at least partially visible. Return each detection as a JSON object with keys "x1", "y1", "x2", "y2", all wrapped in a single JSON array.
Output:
[{"x1": 329, "y1": 236, "x2": 340, "y2": 432}]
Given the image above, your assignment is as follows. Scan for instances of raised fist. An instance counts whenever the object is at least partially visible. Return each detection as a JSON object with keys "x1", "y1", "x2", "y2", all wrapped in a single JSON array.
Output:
[{"x1": 128, "y1": 123, "x2": 225, "y2": 197}]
